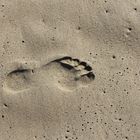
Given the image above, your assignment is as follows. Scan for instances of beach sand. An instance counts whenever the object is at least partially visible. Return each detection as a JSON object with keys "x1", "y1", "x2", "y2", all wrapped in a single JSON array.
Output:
[{"x1": 0, "y1": 0, "x2": 140, "y2": 139}]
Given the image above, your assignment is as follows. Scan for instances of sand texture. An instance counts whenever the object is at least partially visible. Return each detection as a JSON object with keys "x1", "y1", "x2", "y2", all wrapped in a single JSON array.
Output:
[{"x1": 0, "y1": 0, "x2": 140, "y2": 140}]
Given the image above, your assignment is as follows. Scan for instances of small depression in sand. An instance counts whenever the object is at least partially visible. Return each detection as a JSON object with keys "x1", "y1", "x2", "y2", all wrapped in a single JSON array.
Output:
[{"x1": 3, "y1": 68, "x2": 34, "y2": 93}]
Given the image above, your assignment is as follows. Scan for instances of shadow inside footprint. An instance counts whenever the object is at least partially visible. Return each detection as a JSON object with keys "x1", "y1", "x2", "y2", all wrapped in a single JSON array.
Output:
[{"x1": 55, "y1": 56, "x2": 95, "y2": 80}]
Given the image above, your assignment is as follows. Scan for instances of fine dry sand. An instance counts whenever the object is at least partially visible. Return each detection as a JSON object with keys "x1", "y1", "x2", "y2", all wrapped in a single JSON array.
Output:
[{"x1": 0, "y1": 0, "x2": 140, "y2": 140}]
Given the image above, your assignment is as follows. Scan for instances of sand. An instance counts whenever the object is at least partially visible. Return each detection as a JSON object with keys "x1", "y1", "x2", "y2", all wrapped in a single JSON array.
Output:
[{"x1": 0, "y1": 0, "x2": 140, "y2": 139}]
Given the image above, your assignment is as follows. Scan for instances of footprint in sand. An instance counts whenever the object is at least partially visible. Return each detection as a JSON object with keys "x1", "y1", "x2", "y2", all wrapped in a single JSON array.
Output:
[
  {"x1": 3, "y1": 56, "x2": 95, "y2": 93},
  {"x1": 41, "y1": 56, "x2": 95, "y2": 91}
]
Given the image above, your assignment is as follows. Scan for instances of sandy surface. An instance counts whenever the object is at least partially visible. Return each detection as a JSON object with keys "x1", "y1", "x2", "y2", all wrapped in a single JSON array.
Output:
[{"x1": 0, "y1": 0, "x2": 140, "y2": 140}]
